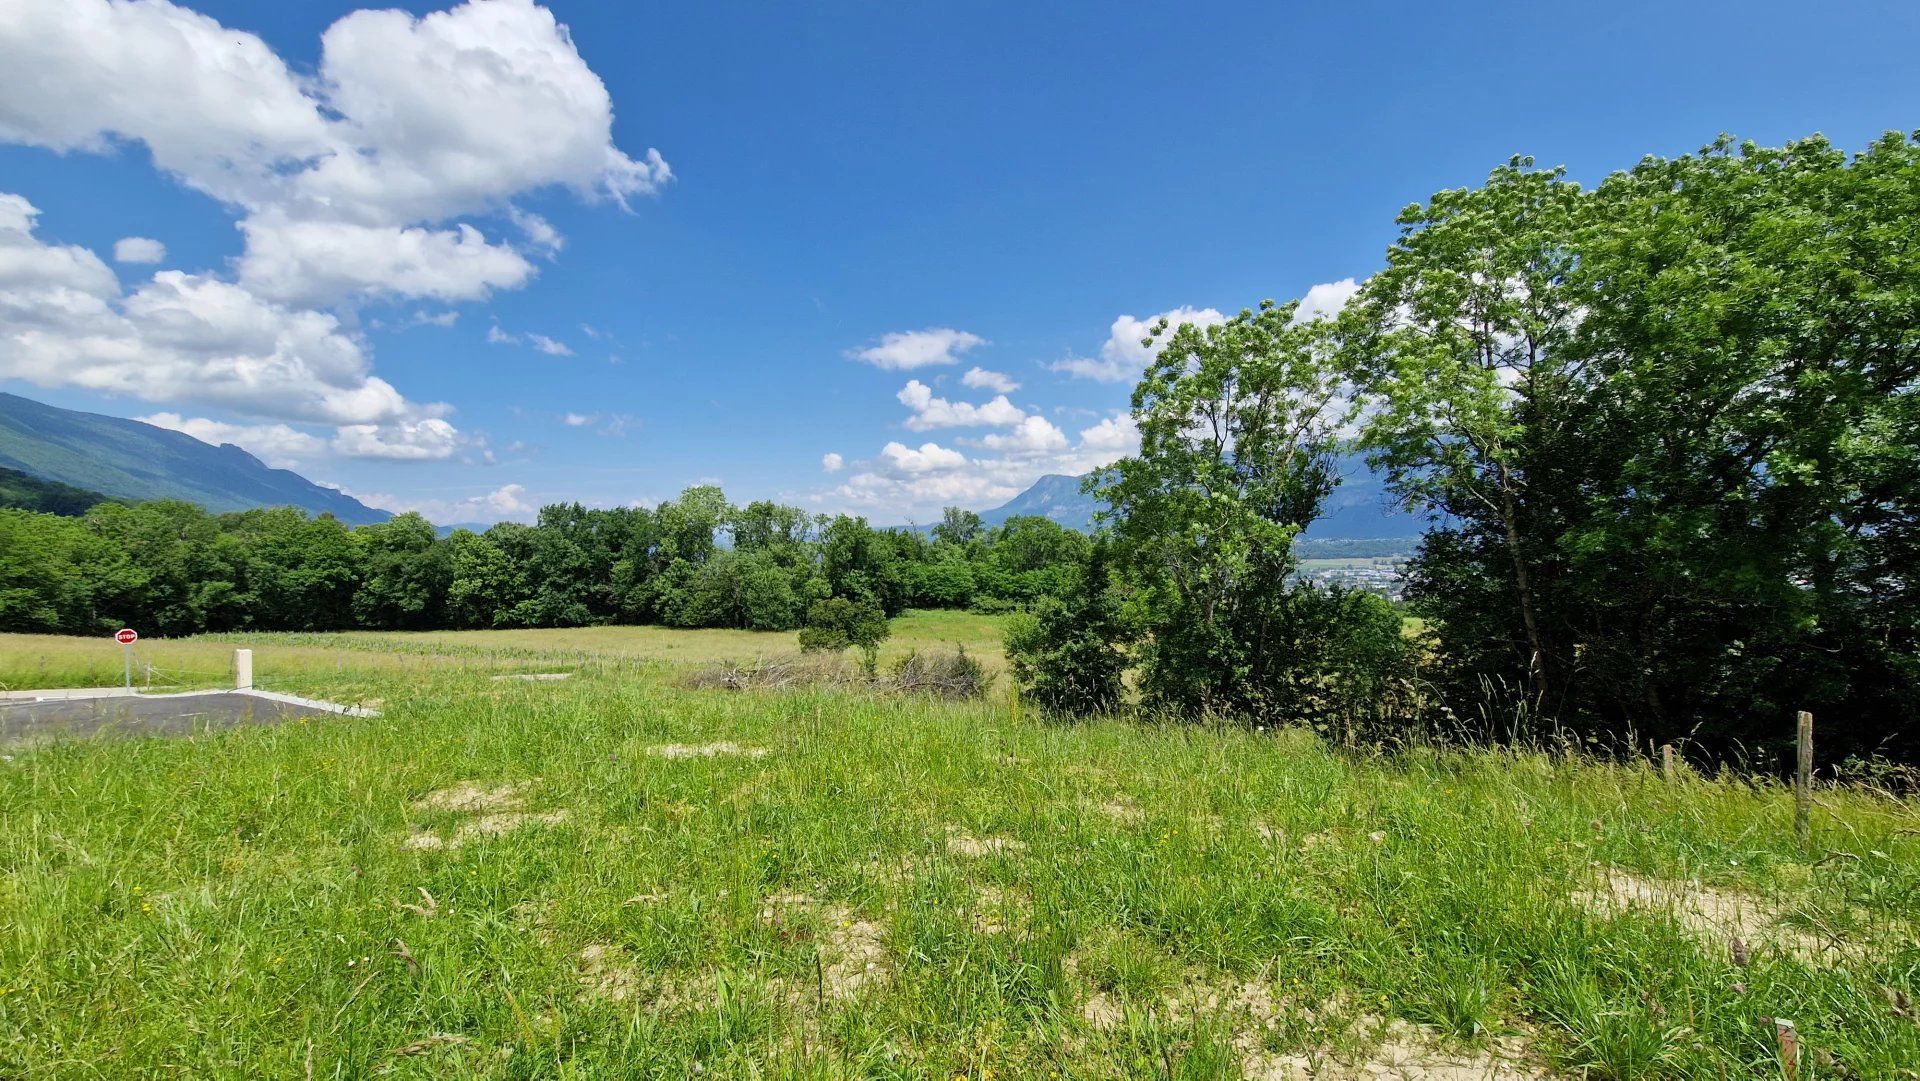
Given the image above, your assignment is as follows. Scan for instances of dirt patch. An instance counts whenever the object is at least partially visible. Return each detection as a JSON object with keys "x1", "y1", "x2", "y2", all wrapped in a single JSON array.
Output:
[
  {"x1": 576, "y1": 943, "x2": 643, "y2": 1003},
  {"x1": 403, "y1": 809, "x2": 571, "y2": 851},
  {"x1": 1065, "y1": 961, "x2": 1546, "y2": 1080},
  {"x1": 404, "y1": 780, "x2": 567, "y2": 850},
  {"x1": 412, "y1": 781, "x2": 529, "y2": 813},
  {"x1": 1574, "y1": 869, "x2": 1834, "y2": 959},
  {"x1": 1095, "y1": 796, "x2": 1145, "y2": 826},
  {"x1": 819, "y1": 904, "x2": 888, "y2": 998},
  {"x1": 946, "y1": 829, "x2": 1028, "y2": 857},
  {"x1": 753, "y1": 893, "x2": 891, "y2": 1000},
  {"x1": 1241, "y1": 1018, "x2": 1542, "y2": 1081},
  {"x1": 646, "y1": 741, "x2": 769, "y2": 759},
  {"x1": 969, "y1": 884, "x2": 1026, "y2": 936},
  {"x1": 858, "y1": 854, "x2": 923, "y2": 887}
]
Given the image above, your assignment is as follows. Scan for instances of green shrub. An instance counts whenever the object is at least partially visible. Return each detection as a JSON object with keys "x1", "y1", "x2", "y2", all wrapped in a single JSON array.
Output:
[
  {"x1": 1003, "y1": 544, "x2": 1129, "y2": 717},
  {"x1": 796, "y1": 596, "x2": 890, "y2": 677}
]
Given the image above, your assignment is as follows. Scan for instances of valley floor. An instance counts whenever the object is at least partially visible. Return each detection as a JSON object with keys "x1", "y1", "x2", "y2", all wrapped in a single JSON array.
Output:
[{"x1": 0, "y1": 622, "x2": 1915, "y2": 1078}]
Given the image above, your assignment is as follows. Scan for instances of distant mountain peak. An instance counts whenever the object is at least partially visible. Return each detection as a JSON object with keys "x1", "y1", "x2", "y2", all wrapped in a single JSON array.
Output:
[{"x1": 974, "y1": 457, "x2": 1423, "y2": 541}]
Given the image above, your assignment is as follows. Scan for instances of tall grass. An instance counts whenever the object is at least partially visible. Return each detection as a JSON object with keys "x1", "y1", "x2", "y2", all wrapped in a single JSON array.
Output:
[{"x1": 0, "y1": 627, "x2": 1915, "y2": 1078}]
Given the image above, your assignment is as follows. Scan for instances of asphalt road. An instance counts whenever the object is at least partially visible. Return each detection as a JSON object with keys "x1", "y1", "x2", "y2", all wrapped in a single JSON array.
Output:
[{"x1": 0, "y1": 692, "x2": 344, "y2": 744}]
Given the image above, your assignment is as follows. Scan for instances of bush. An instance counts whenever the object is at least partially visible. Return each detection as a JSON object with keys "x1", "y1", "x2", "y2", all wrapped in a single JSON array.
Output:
[
  {"x1": 1003, "y1": 544, "x2": 1129, "y2": 717},
  {"x1": 796, "y1": 596, "x2": 890, "y2": 677}
]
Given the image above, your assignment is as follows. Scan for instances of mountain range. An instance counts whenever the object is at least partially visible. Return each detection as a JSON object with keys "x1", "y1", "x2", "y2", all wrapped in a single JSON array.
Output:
[
  {"x1": 1, "y1": 391, "x2": 1419, "y2": 543},
  {"x1": 975, "y1": 457, "x2": 1422, "y2": 541},
  {"x1": 0, "y1": 393, "x2": 388, "y2": 525}
]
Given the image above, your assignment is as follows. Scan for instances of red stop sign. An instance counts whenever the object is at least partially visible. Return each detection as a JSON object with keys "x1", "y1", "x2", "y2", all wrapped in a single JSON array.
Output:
[{"x1": 115, "y1": 628, "x2": 138, "y2": 645}]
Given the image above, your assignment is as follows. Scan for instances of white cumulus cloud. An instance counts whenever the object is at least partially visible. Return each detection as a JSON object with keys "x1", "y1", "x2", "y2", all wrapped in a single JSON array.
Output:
[
  {"x1": 977, "y1": 415, "x2": 1068, "y2": 456},
  {"x1": 347, "y1": 481, "x2": 533, "y2": 524},
  {"x1": 850, "y1": 327, "x2": 985, "y2": 370},
  {"x1": 330, "y1": 416, "x2": 462, "y2": 461},
  {"x1": 961, "y1": 366, "x2": 1020, "y2": 393},
  {"x1": 1294, "y1": 278, "x2": 1361, "y2": 323},
  {"x1": 0, "y1": 195, "x2": 441, "y2": 432},
  {"x1": 821, "y1": 452, "x2": 844, "y2": 473},
  {"x1": 0, "y1": 0, "x2": 669, "y2": 455},
  {"x1": 897, "y1": 379, "x2": 1027, "y2": 431},
  {"x1": 879, "y1": 441, "x2": 967, "y2": 474},
  {"x1": 1051, "y1": 306, "x2": 1229, "y2": 383},
  {"x1": 112, "y1": 236, "x2": 165, "y2": 264},
  {"x1": 139, "y1": 412, "x2": 325, "y2": 468}
]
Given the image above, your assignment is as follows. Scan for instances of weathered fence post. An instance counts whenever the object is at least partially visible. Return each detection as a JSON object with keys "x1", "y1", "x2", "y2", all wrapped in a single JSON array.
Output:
[
  {"x1": 1660, "y1": 743, "x2": 1676, "y2": 784},
  {"x1": 1774, "y1": 1016, "x2": 1799, "y2": 1078},
  {"x1": 234, "y1": 648, "x2": 253, "y2": 691},
  {"x1": 1794, "y1": 711, "x2": 1814, "y2": 845}
]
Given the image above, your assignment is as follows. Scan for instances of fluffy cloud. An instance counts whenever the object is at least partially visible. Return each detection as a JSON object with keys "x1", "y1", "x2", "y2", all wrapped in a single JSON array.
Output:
[
  {"x1": 976, "y1": 415, "x2": 1068, "y2": 456},
  {"x1": 817, "y1": 411, "x2": 1139, "y2": 521},
  {"x1": 879, "y1": 440, "x2": 968, "y2": 474},
  {"x1": 0, "y1": 0, "x2": 668, "y2": 456},
  {"x1": 1051, "y1": 306, "x2": 1228, "y2": 383},
  {"x1": 821, "y1": 452, "x2": 844, "y2": 473},
  {"x1": 112, "y1": 236, "x2": 165, "y2": 264},
  {"x1": 348, "y1": 481, "x2": 532, "y2": 524},
  {"x1": 850, "y1": 327, "x2": 985, "y2": 370},
  {"x1": 140, "y1": 412, "x2": 326, "y2": 468},
  {"x1": 1295, "y1": 277, "x2": 1361, "y2": 322},
  {"x1": 330, "y1": 416, "x2": 462, "y2": 460},
  {"x1": 961, "y1": 366, "x2": 1020, "y2": 393},
  {"x1": 897, "y1": 379, "x2": 1026, "y2": 430},
  {"x1": 1047, "y1": 285, "x2": 1357, "y2": 384},
  {"x1": 0, "y1": 0, "x2": 334, "y2": 200},
  {"x1": 0, "y1": 195, "x2": 443, "y2": 431},
  {"x1": 236, "y1": 213, "x2": 533, "y2": 307},
  {"x1": 1076, "y1": 412, "x2": 1140, "y2": 455}
]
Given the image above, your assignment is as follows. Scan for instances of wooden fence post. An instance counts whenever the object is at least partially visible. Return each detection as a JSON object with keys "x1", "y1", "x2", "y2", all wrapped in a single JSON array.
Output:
[
  {"x1": 1794, "y1": 711, "x2": 1814, "y2": 845},
  {"x1": 1661, "y1": 743, "x2": 1676, "y2": 784}
]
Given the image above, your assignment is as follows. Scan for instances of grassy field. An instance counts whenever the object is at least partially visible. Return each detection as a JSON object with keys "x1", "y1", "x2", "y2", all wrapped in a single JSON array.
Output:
[
  {"x1": 2, "y1": 619, "x2": 1917, "y2": 1078},
  {"x1": 0, "y1": 609, "x2": 1006, "y2": 699}
]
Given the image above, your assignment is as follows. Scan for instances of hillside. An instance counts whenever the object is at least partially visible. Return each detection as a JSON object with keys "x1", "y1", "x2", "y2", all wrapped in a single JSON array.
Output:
[
  {"x1": 977, "y1": 456, "x2": 1424, "y2": 542},
  {"x1": 0, "y1": 465, "x2": 114, "y2": 515},
  {"x1": 0, "y1": 393, "x2": 388, "y2": 525}
]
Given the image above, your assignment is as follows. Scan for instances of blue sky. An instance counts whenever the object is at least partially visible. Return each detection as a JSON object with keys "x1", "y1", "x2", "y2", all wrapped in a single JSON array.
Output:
[{"x1": 2, "y1": 0, "x2": 1917, "y2": 524}]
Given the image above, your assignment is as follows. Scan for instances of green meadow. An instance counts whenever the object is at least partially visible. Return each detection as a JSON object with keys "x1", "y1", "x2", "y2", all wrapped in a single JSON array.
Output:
[{"x1": 1, "y1": 616, "x2": 1916, "y2": 1079}]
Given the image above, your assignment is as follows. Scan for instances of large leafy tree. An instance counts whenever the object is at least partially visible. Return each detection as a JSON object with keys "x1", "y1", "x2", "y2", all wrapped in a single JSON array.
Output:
[
  {"x1": 1341, "y1": 157, "x2": 1589, "y2": 714},
  {"x1": 1096, "y1": 299, "x2": 1372, "y2": 721},
  {"x1": 1561, "y1": 133, "x2": 1920, "y2": 760}
]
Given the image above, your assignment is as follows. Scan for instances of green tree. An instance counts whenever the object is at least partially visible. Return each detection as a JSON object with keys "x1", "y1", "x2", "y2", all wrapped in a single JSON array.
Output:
[
  {"x1": 1003, "y1": 541, "x2": 1129, "y2": 716},
  {"x1": 932, "y1": 506, "x2": 983, "y2": 546},
  {"x1": 1341, "y1": 156, "x2": 1587, "y2": 711},
  {"x1": 1558, "y1": 133, "x2": 1920, "y2": 760},
  {"x1": 447, "y1": 529, "x2": 521, "y2": 628},
  {"x1": 351, "y1": 513, "x2": 449, "y2": 629},
  {"x1": 797, "y1": 595, "x2": 891, "y2": 676},
  {"x1": 1096, "y1": 299, "x2": 1363, "y2": 720}
]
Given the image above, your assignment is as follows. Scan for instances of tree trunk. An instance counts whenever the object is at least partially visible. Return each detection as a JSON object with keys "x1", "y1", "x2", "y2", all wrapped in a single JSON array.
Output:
[{"x1": 1495, "y1": 461, "x2": 1551, "y2": 710}]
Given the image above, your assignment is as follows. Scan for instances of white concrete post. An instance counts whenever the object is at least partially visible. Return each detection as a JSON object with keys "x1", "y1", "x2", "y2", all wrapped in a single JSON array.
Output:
[{"x1": 235, "y1": 648, "x2": 254, "y2": 691}]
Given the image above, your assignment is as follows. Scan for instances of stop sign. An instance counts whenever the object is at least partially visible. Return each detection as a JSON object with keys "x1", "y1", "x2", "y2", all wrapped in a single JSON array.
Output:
[{"x1": 115, "y1": 628, "x2": 138, "y2": 645}]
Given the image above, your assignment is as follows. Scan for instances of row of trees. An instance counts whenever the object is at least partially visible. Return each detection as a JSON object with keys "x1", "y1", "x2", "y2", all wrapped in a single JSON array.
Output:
[
  {"x1": 1009, "y1": 131, "x2": 1918, "y2": 766},
  {"x1": 0, "y1": 491, "x2": 1091, "y2": 638}
]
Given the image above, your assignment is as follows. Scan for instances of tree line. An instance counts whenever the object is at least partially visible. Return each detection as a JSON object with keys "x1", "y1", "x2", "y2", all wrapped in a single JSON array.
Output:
[
  {"x1": 0, "y1": 493, "x2": 1088, "y2": 638},
  {"x1": 1008, "y1": 131, "x2": 1918, "y2": 768}
]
